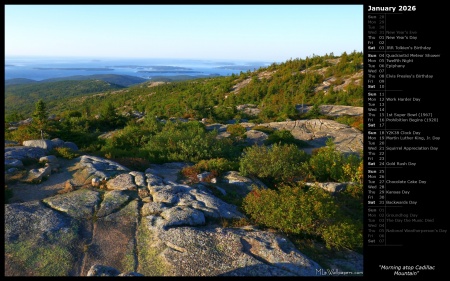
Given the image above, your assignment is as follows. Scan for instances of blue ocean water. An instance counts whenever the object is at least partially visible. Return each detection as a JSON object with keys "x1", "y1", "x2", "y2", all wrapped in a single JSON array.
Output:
[{"x1": 5, "y1": 56, "x2": 271, "y2": 81}]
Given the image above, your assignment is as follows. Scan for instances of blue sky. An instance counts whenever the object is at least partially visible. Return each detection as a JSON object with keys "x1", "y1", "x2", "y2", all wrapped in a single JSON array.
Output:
[{"x1": 5, "y1": 5, "x2": 363, "y2": 62}]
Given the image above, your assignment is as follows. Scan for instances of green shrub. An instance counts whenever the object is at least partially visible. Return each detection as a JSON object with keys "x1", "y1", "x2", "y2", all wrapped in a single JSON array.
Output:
[
  {"x1": 335, "y1": 115, "x2": 364, "y2": 131},
  {"x1": 226, "y1": 124, "x2": 247, "y2": 139},
  {"x1": 195, "y1": 158, "x2": 239, "y2": 174},
  {"x1": 264, "y1": 129, "x2": 308, "y2": 148},
  {"x1": 144, "y1": 121, "x2": 241, "y2": 163},
  {"x1": 242, "y1": 183, "x2": 362, "y2": 250},
  {"x1": 105, "y1": 124, "x2": 153, "y2": 150},
  {"x1": 110, "y1": 157, "x2": 151, "y2": 172},
  {"x1": 307, "y1": 104, "x2": 322, "y2": 117},
  {"x1": 4, "y1": 125, "x2": 42, "y2": 144},
  {"x1": 239, "y1": 143, "x2": 310, "y2": 184},
  {"x1": 305, "y1": 138, "x2": 362, "y2": 182},
  {"x1": 321, "y1": 219, "x2": 363, "y2": 250},
  {"x1": 50, "y1": 147, "x2": 80, "y2": 159}
]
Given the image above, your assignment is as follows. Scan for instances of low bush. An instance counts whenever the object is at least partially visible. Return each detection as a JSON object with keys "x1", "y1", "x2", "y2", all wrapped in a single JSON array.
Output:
[
  {"x1": 304, "y1": 138, "x2": 362, "y2": 182},
  {"x1": 335, "y1": 115, "x2": 363, "y2": 131},
  {"x1": 264, "y1": 129, "x2": 308, "y2": 148},
  {"x1": 195, "y1": 158, "x2": 239, "y2": 175},
  {"x1": 181, "y1": 165, "x2": 201, "y2": 184},
  {"x1": 239, "y1": 143, "x2": 310, "y2": 185},
  {"x1": 50, "y1": 147, "x2": 80, "y2": 159},
  {"x1": 242, "y1": 183, "x2": 362, "y2": 251},
  {"x1": 111, "y1": 157, "x2": 152, "y2": 172},
  {"x1": 226, "y1": 123, "x2": 247, "y2": 137}
]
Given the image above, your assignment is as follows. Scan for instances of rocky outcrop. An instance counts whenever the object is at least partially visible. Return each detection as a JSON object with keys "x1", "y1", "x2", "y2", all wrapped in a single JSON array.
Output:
[
  {"x1": 5, "y1": 155, "x2": 358, "y2": 277},
  {"x1": 205, "y1": 119, "x2": 362, "y2": 154},
  {"x1": 296, "y1": 105, "x2": 363, "y2": 117},
  {"x1": 205, "y1": 118, "x2": 362, "y2": 154},
  {"x1": 5, "y1": 118, "x2": 364, "y2": 276},
  {"x1": 71, "y1": 155, "x2": 130, "y2": 186},
  {"x1": 236, "y1": 104, "x2": 260, "y2": 117},
  {"x1": 263, "y1": 119, "x2": 362, "y2": 154},
  {"x1": 4, "y1": 139, "x2": 78, "y2": 183}
]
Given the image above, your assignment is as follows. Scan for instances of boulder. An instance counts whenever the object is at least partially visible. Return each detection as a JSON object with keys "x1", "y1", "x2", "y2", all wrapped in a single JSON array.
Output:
[
  {"x1": 129, "y1": 171, "x2": 146, "y2": 187},
  {"x1": 221, "y1": 171, "x2": 266, "y2": 194},
  {"x1": 91, "y1": 177, "x2": 101, "y2": 187},
  {"x1": 24, "y1": 166, "x2": 52, "y2": 183},
  {"x1": 39, "y1": 155, "x2": 58, "y2": 163},
  {"x1": 71, "y1": 155, "x2": 130, "y2": 185},
  {"x1": 63, "y1": 141, "x2": 79, "y2": 151},
  {"x1": 5, "y1": 146, "x2": 47, "y2": 160},
  {"x1": 23, "y1": 139, "x2": 54, "y2": 151},
  {"x1": 106, "y1": 173, "x2": 137, "y2": 191},
  {"x1": 245, "y1": 130, "x2": 268, "y2": 145},
  {"x1": 50, "y1": 138, "x2": 65, "y2": 148}
]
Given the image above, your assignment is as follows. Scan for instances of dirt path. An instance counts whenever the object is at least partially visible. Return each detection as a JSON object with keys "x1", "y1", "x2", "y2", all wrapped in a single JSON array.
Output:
[{"x1": 7, "y1": 158, "x2": 78, "y2": 204}]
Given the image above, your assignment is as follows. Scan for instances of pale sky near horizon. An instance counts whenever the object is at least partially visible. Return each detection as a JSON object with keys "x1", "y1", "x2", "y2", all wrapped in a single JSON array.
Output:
[{"x1": 5, "y1": 4, "x2": 363, "y2": 63}]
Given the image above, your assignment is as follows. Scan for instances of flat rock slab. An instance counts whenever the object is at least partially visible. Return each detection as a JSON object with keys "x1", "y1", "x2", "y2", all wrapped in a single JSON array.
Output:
[
  {"x1": 96, "y1": 190, "x2": 131, "y2": 218},
  {"x1": 81, "y1": 200, "x2": 139, "y2": 276},
  {"x1": 140, "y1": 224, "x2": 322, "y2": 276},
  {"x1": 296, "y1": 105, "x2": 363, "y2": 117},
  {"x1": 43, "y1": 189, "x2": 101, "y2": 219},
  {"x1": 4, "y1": 201, "x2": 84, "y2": 276}
]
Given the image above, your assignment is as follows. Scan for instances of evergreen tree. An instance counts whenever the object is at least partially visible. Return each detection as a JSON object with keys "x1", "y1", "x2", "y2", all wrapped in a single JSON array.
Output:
[
  {"x1": 102, "y1": 102, "x2": 117, "y2": 120},
  {"x1": 32, "y1": 99, "x2": 49, "y2": 139}
]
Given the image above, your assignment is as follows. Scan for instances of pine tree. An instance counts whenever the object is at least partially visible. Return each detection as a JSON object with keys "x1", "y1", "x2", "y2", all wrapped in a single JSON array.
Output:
[{"x1": 32, "y1": 99, "x2": 48, "y2": 139}]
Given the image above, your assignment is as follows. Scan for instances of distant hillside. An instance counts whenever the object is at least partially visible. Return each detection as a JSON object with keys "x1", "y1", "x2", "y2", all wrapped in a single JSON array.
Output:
[
  {"x1": 5, "y1": 79, "x2": 125, "y2": 117},
  {"x1": 5, "y1": 78, "x2": 37, "y2": 86},
  {"x1": 5, "y1": 51, "x2": 363, "y2": 124},
  {"x1": 69, "y1": 51, "x2": 363, "y2": 123},
  {"x1": 42, "y1": 74, "x2": 147, "y2": 87},
  {"x1": 149, "y1": 74, "x2": 221, "y2": 82},
  {"x1": 5, "y1": 74, "x2": 147, "y2": 87}
]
